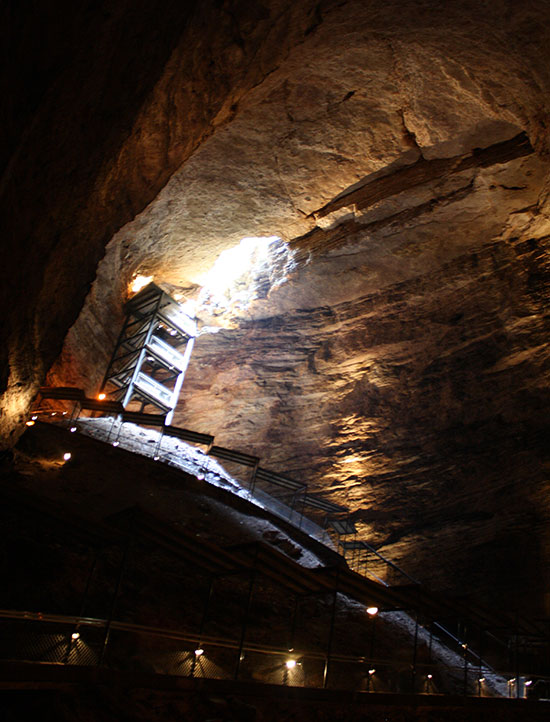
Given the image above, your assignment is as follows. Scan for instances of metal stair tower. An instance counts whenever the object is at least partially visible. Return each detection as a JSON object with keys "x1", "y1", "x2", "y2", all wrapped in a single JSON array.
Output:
[{"x1": 99, "y1": 283, "x2": 196, "y2": 424}]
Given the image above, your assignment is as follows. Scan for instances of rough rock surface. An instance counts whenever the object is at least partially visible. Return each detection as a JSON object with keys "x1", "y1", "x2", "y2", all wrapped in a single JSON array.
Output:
[{"x1": 5, "y1": 1, "x2": 550, "y2": 631}]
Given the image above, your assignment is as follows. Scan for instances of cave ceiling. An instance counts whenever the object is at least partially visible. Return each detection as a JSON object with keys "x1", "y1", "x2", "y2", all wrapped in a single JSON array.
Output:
[{"x1": 5, "y1": 0, "x2": 550, "y2": 612}]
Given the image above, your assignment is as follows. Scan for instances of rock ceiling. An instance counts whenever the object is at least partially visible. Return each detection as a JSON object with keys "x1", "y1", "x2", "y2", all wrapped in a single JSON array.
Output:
[{"x1": 4, "y1": 0, "x2": 550, "y2": 615}]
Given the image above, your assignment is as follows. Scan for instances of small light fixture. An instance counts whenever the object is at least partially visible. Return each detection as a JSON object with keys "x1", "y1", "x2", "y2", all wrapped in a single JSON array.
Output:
[
  {"x1": 194, "y1": 648, "x2": 204, "y2": 656},
  {"x1": 52, "y1": 412, "x2": 57, "y2": 416},
  {"x1": 427, "y1": 674, "x2": 433, "y2": 679},
  {"x1": 62, "y1": 411, "x2": 67, "y2": 415},
  {"x1": 366, "y1": 606, "x2": 378, "y2": 616},
  {"x1": 71, "y1": 631, "x2": 80, "y2": 640},
  {"x1": 31, "y1": 415, "x2": 37, "y2": 420},
  {"x1": 63, "y1": 452, "x2": 72, "y2": 461},
  {"x1": 461, "y1": 643, "x2": 467, "y2": 649},
  {"x1": 368, "y1": 668, "x2": 376, "y2": 675},
  {"x1": 26, "y1": 420, "x2": 35, "y2": 426},
  {"x1": 153, "y1": 455, "x2": 160, "y2": 461},
  {"x1": 286, "y1": 659, "x2": 296, "y2": 669},
  {"x1": 525, "y1": 680, "x2": 532, "y2": 686},
  {"x1": 70, "y1": 427, "x2": 77, "y2": 433},
  {"x1": 113, "y1": 441, "x2": 119, "y2": 447},
  {"x1": 478, "y1": 677, "x2": 485, "y2": 683},
  {"x1": 98, "y1": 393, "x2": 106, "y2": 401}
]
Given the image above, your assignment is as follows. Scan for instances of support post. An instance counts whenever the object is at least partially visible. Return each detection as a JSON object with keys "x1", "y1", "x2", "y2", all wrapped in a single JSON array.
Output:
[
  {"x1": 462, "y1": 629, "x2": 469, "y2": 696},
  {"x1": 288, "y1": 595, "x2": 299, "y2": 653},
  {"x1": 234, "y1": 549, "x2": 258, "y2": 680},
  {"x1": 323, "y1": 570, "x2": 339, "y2": 689},
  {"x1": 191, "y1": 576, "x2": 214, "y2": 678},
  {"x1": 411, "y1": 611, "x2": 419, "y2": 694},
  {"x1": 98, "y1": 530, "x2": 132, "y2": 666}
]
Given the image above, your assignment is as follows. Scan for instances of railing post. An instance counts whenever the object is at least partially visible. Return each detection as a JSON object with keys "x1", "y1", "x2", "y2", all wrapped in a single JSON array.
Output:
[
  {"x1": 366, "y1": 610, "x2": 377, "y2": 692},
  {"x1": 234, "y1": 548, "x2": 258, "y2": 680},
  {"x1": 288, "y1": 595, "x2": 299, "y2": 654},
  {"x1": 462, "y1": 627, "x2": 469, "y2": 696},
  {"x1": 191, "y1": 576, "x2": 214, "y2": 678},
  {"x1": 323, "y1": 569, "x2": 339, "y2": 689},
  {"x1": 98, "y1": 528, "x2": 132, "y2": 666},
  {"x1": 411, "y1": 611, "x2": 419, "y2": 694}
]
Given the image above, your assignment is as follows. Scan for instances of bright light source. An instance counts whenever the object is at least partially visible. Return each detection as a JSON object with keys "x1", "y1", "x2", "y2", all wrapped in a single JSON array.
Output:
[
  {"x1": 478, "y1": 677, "x2": 485, "y2": 682},
  {"x1": 113, "y1": 441, "x2": 119, "y2": 447},
  {"x1": 63, "y1": 452, "x2": 72, "y2": 461},
  {"x1": 70, "y1": 427, "x2": 77, "y2": 433},
  {"x1": 200, "y1": 236, "x2": 280, "y2": 308},
  {"x1": 26, "y1": 420, "x2": 35, "y2": 426},
  {"x1": 130, "y1": 274, "x2": 153, "y2": 294},
  {"x1": 368, "y1": 668, "x2": 376, "y2": 675},
  {"x1": 153, "y1": 456, "x2": 160, "y2": 461},
  {"x1": 98, "y1": 393, "x2": 106, "y2": 401},
  {"x1": 366, "y1": 606, "x2": 378, "y2": 616},
  {"x1": 71, "y1": 632, "x2": 80, "y2": 640},
  {"x1": 427, "y1": 674, "x2": 433, "y2": 679},
  {"x1": 194, "y1": 648, "x2": 204, "y2": 656},
  {"x1": 525, "y1": 680, "x2": 533, "y2": 686},
  {"x1": 31, "y1": 415, "x2": 38, "y2": 420},
  {"x1": 286, "y1": 659, "x2": 296, "y2": 669}
]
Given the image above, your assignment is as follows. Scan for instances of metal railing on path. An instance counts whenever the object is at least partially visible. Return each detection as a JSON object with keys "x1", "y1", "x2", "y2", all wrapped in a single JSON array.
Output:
[{"x1": 1, "y1": 609, "x2": 546, "y2": 699}]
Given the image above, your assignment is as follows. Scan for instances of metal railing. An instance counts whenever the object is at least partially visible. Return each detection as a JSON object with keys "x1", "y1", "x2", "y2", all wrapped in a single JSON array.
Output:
[{"x1": 0, "y1": 610, "x2": 546, "y2": 699}]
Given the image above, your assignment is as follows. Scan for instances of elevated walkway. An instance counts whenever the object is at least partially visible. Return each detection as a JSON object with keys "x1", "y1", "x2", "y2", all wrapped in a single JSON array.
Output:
[{"x1": 28, "y1": 387, "x2": 550, "y2": 691}]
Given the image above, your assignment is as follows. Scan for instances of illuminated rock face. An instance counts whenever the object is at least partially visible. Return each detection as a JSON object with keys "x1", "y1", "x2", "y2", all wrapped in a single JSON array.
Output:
[{"x1": 4, "y1": 1, "x2": 550, "y2": 617}]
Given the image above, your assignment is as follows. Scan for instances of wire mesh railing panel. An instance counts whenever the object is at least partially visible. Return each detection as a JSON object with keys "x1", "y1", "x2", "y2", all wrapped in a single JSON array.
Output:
[
  {"x1": 1, "y1": 614, "x2": 549, "y2": 699},
  {"x1": 0, "y1": 618, "x2": 101, "y2": 666}
]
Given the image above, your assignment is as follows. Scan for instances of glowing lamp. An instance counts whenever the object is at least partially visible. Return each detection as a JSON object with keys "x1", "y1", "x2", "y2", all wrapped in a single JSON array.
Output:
[
  {"x1": 97, "y1": 393, "x2": 106, "y2": 401},
  {"x1": 63, "y1": 452, "x2": 72, "y2": 461},
  {"x1": 70, "y1": 427, "x2": 77, "y2": 433},
  {"x1": 286, "y1": 659, "x2": 296, "y2": 669},
  {"x1": 427, "y1": 674, "x2": 433, "y2": 679},
  {"x1": 71, "y1": 632, "x2": 80, "y2": 640},
  {"x1": 26, "y1": 420, "x2": 35, "y2": 426},
  {"x1": 368, "y1": 668, "x2": 376, "y2": 675},
  {"x1": 366, "y1": 606, "x2": 378, "y2": 616},
  {"x1": 194, "y1": 648, "x2": 204, "y2": 656}
]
